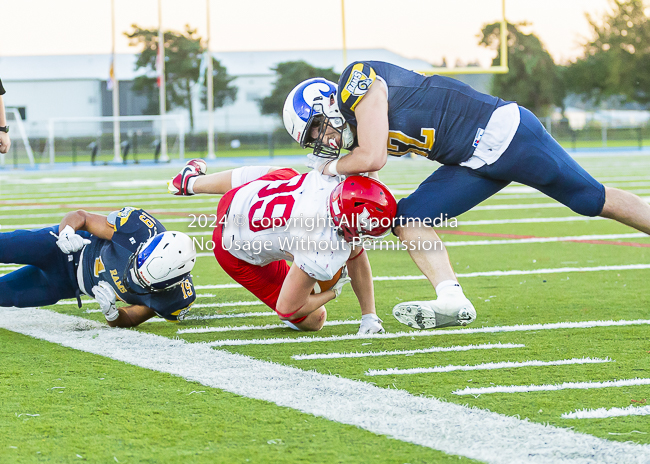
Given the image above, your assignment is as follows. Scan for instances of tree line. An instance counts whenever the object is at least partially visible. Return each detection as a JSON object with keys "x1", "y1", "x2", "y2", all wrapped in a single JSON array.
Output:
[{"x1": 126, "y1": 0, "x2": 650, "y2": 130}]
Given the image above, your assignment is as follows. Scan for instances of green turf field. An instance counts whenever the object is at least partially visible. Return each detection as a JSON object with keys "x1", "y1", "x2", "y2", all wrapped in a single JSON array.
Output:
[{"x1": 1, "y1": 153, "x2": 649, "y2": 463}]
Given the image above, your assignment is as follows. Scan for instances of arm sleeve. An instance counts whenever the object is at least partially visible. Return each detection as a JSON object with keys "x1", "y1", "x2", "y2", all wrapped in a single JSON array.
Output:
[
  {"x1": 231, "y1": 166, "x2": 274, "y2": 188},
  {"x1": 337, "y1": 62, "x2": 378, "y2": 118},
  {"x1": 0, "y1": 79, "x2": 5, "y2": 95}
]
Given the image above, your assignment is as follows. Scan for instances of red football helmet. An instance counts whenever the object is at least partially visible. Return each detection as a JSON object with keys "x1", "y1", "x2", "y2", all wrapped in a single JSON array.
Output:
[{"x1": 329, "y1": 176, "x2": 397, "y2": 242}]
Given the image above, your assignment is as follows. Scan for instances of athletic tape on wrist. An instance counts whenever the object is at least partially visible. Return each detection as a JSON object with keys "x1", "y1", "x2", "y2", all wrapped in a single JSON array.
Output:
[
  {"x1": 104, "y1": 306, "x2": 119, "y2": 322},
  {"x1": 328, "y1": 160, "x2": 339, "y2": 176}
]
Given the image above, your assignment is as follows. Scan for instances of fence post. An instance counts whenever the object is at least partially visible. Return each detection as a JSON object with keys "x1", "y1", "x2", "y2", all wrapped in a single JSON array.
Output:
[
  {"x1": 268, "y1": 131, "x2": 274, "y2": 158},
  {"x1": 638, "y1": 127, "x2": 643, "y2": 150},
  {"x1": 601, "y1": 123, "x2": 607, "y2": 148}
]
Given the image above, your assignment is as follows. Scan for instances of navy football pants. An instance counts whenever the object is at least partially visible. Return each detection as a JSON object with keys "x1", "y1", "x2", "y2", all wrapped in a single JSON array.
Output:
[
  {"x1": 397, "y1": 106, "x2": 606, "y2": 221},
  {"x1": 0, "y1": 226, "x2": 81, "y2": 307}
]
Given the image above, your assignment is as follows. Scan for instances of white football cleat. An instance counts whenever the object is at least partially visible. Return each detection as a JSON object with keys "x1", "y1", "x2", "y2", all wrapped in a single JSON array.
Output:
[{"x1": 392, "y1": 294, "x2": 476, "y2": 330}]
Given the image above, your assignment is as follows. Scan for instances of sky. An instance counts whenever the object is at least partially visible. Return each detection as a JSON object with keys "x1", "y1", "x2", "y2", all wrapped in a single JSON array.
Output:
[{"x1": 0, "y1": 0, "x2": 616, "y2": 66}]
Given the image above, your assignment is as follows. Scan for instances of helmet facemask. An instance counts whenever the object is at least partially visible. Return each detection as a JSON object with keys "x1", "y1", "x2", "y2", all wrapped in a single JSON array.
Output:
[{"x1": 302, "y1": 98, "x2": 354, "y2": 159}]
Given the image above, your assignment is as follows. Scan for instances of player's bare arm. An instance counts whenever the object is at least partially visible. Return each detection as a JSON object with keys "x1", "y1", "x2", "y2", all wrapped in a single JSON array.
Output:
[
  {"x1": 346, "y1": 248, "x2": 376, "y2": 316},
  {"x1": 59, "y1": 210, "x2": 115, "y2": 240},
  {"x1": 192, "y1": 167, "x2": 281, "y2": 195},
  {"x1": 169, "y1": 159, "x2": 281, "y2": 196},
  {"x1": 323, "y1": 80, "x2": 389, "y2": 176},
  {"x1": 107, "y1": 304, "x2": 157, "y2": 328}
]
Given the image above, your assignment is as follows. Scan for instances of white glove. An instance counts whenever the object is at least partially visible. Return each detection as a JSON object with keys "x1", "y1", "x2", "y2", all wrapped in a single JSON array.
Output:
[
  {"x1": 92, "y1": 281, "x2": 119, "y2": 321},
  {"x1": 305, "y1": 153, "x2": 333, "y2": 173},
  {"x1": 331, "y1": 266, "x2": 352, "y2": 298},
  {"x1": 358, "y1": 314, "x2": 385, "y2": 335},
  {"x1": 55, "y1": 225, "x2": 91, "y2": 254}
]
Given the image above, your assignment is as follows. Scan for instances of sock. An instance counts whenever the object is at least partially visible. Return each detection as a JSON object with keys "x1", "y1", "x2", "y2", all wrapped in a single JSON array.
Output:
[
  {"x1": 435, "y1": 280, "x2": 462, "y2": 297},
  {"x1": 187, "y1": 176, "x2": 197, "y2": 195},
  {"x1": 283, "y1": 320, "x2": 302, "y2": 331},
  {"x1": 361, "y1": 313, "x2": 380, "y2": 322}
]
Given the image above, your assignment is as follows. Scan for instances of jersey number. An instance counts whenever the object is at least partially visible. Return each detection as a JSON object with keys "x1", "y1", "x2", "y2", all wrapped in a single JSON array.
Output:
[
  {"x1": 387, "y1": 128, "x2": 435, "y2": 158},
  {"x1": 180, "y1": 280, "x2": 193, "y2": 299},
  {"x1": 248, "y1": 174, "x2": 307, "y2": 232}
]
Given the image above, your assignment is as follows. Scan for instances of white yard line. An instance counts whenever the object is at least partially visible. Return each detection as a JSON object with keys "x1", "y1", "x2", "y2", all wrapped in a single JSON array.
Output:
[
  {"x1": 461, "y1": 216, "x2": 606, "y2": 226},
  {"x1": 192, "y1": 301, "x2": 264, "y2": 309},
  {"x1": 292, "y1": 342, "x2": 525, "y2": 360},
  {"x1": 177, "y1": 320, "x2": 360, "y2": 334},
  {"x1": 562, "y1": 405, "x2": 650, "y2": 419},
  {"x1": 1, "y1": 308, "x2": 649, "y2": 464},
  {"x1": 205, "y1": 319, "x2": 650, "y2": 347},
  {"x1": 365, "y1": 357, "x2": 611, "y2": 377},
  {"x1": 444, "y1": 233, "x2": 647, "y2": 247},
  {"x1": 453, "y1": 378, "x2": 650, "y2": 396},
  {"x1": 144, "y1": 311, "x2": 278, "y2": 323}
]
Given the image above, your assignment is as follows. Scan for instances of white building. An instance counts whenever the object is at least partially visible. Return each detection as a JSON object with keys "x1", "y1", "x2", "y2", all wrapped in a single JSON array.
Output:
[{"x1": 0, "y1": 49, "x2": 490, "y2": 137}]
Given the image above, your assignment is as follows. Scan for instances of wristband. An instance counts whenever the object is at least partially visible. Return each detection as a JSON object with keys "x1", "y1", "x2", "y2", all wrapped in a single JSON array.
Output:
[{"x1": 328, "y1": 160, "x2": 339, "y2": 176}]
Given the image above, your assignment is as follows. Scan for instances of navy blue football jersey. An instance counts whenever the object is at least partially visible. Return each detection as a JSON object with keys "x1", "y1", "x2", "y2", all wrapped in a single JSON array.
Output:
[
  {"x1": 79, "y1": 207, "x2": 196, "y2": 321},
  {"x1": 337, "y1": 61, "x2": 509, "y2": 165}
]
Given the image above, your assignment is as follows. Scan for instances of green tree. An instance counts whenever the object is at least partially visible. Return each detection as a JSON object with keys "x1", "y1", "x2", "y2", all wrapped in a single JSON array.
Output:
[
  {"x1": 125, "y1": 25, "x2": 237, "y2": 132},
  {"x1": 479, "y1": 22, "x2": 564, "y2": 116},
  {"x1": 259, "y1": 61, "x2": 339, "y2": 119},
  {"x1": 564, "y1": 0, "x2": 650, "y2": 106}
]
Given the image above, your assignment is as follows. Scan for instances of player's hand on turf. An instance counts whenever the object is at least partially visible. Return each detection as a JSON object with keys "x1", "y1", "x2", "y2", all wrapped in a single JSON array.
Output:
[
  {"x1": 358, "y1": 314, "x2": 385, "y2": 335},
  {"x1": 331, "y1": 266, "x2": 352, "y2": 298},
  {"x1": 168, "y1": 158, "x2": 207, "y2": 196},
  {"x1": 55, "y1": 225, "x2": 91, "y2": 254},
  {"x1": 92, "y1": 281, "x2": 119, "y2": 321}
]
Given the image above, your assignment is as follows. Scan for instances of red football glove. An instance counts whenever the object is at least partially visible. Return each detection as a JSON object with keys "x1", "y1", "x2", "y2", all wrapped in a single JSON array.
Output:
[{"x1": 168, "y1": 159, "x2": 208, "y2": 196}]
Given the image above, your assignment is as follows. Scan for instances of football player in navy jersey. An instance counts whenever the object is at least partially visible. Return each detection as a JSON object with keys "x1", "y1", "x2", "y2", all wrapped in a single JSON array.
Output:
[
  {"x1": 0, "y1": 207, "x2": 197, "y2": 327},
  {"x1": 283, "y1": 61, "x2": 650, "y2": 330}
]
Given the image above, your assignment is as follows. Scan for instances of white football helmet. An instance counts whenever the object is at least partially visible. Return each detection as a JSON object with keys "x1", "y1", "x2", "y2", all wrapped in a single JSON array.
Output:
[
  {"x1": 283, "y1": 78, "x2": 355, "y2": 159},
  {"x1": 126, "y1": 231, "x2": 196, "y2": 293}
]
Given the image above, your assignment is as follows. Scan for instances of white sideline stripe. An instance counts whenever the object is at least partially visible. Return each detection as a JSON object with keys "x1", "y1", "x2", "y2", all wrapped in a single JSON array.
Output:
[
  {"x1": 444, "y1": 233, "x2": 647, "y2": 247},
  {"x1": 177, "y1": 320, "x2": 360, "y2": 334},
  {"x1": 192, "y1": 301, "x2": 264, "y2": 309},
  {"x1": 205, "y1": 318, "x2": 650, "y2": 347},
  {"x1": 144, "y1": 311, "x2": 278, "y2": 323},
  {"x1": 453, "y1": 378, "x2": 650, "y2": 396},
  {"x1": 2, "y1": 308, "x2": 649, "y2": 464},
  {"x1": 562, "y1": 405, "x2": 650, "y2": 419},
  {"x1": 365, "y1": 357, "x2": 612, "y2": 377},
  {"x1": 292, "y1": 342, "x2": 525, "y2": 360}
]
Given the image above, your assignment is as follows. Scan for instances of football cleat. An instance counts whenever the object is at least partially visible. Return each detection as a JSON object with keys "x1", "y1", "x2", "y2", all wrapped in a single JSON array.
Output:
[
  {"x1": 392, "y1": 295, "x2": 476, "y2": 330},
  {"x1": 168, "y1": 159, "x2": 207, "y2": 196}
]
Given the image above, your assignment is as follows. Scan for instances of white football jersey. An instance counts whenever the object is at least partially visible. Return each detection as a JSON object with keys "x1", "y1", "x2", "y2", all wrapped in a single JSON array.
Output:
[{"x1": 222, "y1": 170, "x2": 350, "y2": 281}]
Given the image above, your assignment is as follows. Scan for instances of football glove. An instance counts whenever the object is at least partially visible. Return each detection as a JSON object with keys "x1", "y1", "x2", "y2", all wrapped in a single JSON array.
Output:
[
  {"x1": 358, "y1": 314, "x2": 385, "y2": 335},
  {"x1": 54, "y1": 225, "x2": 91, "y2": 254},
  {"x1": 92, "y1": 281, "x2": 119, "y2": 322},
  {"x1": 168, "y1": 158, "x2": 207, "y2": 195},
  {"x1": 305, "y1": 153, "x2": 330, "y2": 173},
  {"x1": 330, "y1": 266, "x2": 352, "y2": 298}
]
